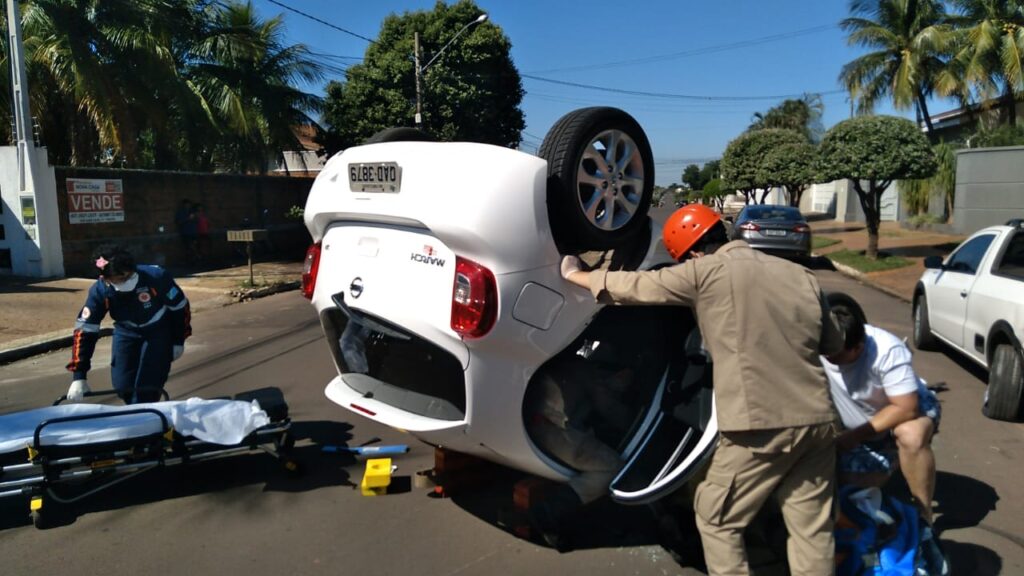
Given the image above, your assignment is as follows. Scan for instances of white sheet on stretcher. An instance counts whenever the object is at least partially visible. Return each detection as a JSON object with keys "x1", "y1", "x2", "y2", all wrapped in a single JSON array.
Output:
[{"x1": 0, "y1": 398, "x2": 271, "y2": 454}]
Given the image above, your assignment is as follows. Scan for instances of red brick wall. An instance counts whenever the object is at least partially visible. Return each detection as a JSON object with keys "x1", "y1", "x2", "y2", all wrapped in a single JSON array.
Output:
[{"x1": 56, "y1": 167, "x2": 313, "y2": 276}]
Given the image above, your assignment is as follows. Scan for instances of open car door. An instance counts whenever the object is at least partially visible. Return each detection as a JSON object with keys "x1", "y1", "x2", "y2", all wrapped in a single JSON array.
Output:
[{"x1": 525, "y1": 304, "x2": 718, "y2": 506}]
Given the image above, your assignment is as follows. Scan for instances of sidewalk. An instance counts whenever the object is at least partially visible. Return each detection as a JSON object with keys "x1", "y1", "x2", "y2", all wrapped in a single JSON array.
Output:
[
  {"x1": 809, "y1": 219, "x2": 966, "y2": 302},
  {"x1": 0, "y1": 260, "x2": 304, "y2": 364}
]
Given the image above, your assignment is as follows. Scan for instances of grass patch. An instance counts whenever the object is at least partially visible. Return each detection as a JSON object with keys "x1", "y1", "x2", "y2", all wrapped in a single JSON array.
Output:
[
  {"x1": 828, "y1": 249, "x2": 913, "y2": 273},
  {"x1": 812, "y1": 236, "x2": 841, "y2": 250}
]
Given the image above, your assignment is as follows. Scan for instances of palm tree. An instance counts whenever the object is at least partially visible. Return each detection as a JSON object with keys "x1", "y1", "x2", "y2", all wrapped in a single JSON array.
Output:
[
  {"x1": 748, "y1": 94, "x2": 826, "y2": 142},
  {"x1": 945, "y1": 0, "x2": 1024, "y2": 126},
  {"x1": 839, "y1": 0, "x2": 950, "y2": 133},
  {"x1": 20, "y1": 0, "x2": 182, "y2": 165},
  {"x1": 185, "y1": 1, "x2": 324, "y2": 173}
]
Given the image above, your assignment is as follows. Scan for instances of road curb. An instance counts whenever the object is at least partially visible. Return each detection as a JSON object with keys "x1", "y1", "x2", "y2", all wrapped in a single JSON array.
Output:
[
  {"x1": 0, "y1": 283, "x2": 300, "y2": 366},
  {"x1": 822, "y1": 256, "x2": 912, "y2": 304},
  {"x1": 0, "y1": 327, "x2": 114, "y2": 366}
]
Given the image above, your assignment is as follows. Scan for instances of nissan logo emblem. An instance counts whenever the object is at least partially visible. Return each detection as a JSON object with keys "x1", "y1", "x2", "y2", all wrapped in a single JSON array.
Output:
[{"x1": 349, "y1": 277, "x2": 364, "y2": 299}]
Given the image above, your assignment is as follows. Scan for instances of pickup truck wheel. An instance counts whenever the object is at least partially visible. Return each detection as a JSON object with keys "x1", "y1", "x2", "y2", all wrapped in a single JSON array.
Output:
[
  {"x1": 363, "y1": 127, "x2": 434, "y2": 144},
  {"x1": 983, "y1": 344, "x2": 1024, "y2": 422},
  {"x1": 540, "y1": 107, "x2": 654, "y2": 251},
  {"x1": 913, "y1": 296, "x2": 938, "y2": 351}
]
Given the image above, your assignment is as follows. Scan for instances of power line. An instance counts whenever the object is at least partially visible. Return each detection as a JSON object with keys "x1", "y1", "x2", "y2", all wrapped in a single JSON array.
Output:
[
  {"x1": 522, "y1": 74, "x2": 846, "y2": 102},
  {"x1": 526, "y1": 24, "x2": 838, "y2": 75},
  {"x1": 262, "y1": 0, "x2": 376, "y2": 43}
]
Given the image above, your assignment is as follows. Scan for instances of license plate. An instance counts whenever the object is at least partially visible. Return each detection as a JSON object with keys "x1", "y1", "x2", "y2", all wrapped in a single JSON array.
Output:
[
  {"x1": 763, "y1": 229, "x2": 787, "y2": 237},
  {"x1": 348, "y1": 162, "x2": 402, "y2": 193}
]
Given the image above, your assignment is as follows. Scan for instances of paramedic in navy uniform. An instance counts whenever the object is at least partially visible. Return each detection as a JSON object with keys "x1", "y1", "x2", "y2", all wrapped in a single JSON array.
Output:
[{"x1": 66, "y1": 246, "x2": 192, "y2": 404}]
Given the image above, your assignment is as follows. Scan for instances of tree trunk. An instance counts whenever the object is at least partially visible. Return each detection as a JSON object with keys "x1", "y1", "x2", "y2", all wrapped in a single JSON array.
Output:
[
  {"x1": 759, "y1": 189, "x2": 771, "y2": 204},
  {"x1": 917, "y1": 90, "x2": 935, "y2": 135},
  {"x1": 1005, "y1": 83, "x2": 1017, "y2": 127},
  {"x1": 852, "y1": 180, "x2": 881, "y2": 259}
]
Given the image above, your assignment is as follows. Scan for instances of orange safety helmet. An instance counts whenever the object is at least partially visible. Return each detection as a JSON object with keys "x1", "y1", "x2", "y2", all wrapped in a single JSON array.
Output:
[{"x1": 662, "y1": 204, "x2": 723, "y2": 260}]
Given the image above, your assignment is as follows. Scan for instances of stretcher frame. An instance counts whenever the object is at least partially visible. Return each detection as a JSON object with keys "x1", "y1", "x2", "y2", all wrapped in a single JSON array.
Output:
[{"x1": 0, "y1": 389, "x2": 296, "y2": 528}]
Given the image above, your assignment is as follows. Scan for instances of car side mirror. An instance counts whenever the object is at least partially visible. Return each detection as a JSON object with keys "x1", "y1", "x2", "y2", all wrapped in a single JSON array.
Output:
[{"x1": 923, "y1": 255, "x2": 944, "y2": 270}]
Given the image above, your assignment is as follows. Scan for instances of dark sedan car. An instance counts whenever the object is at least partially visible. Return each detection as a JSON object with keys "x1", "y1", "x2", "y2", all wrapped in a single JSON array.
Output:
[{"x1": 732, "y1": 204, "x2": 811, "y2": 258}]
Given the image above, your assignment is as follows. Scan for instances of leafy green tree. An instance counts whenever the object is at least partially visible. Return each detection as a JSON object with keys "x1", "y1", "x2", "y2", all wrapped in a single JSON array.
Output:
[
  {"x1": 681, "y1": 164, "x2": 702, "y2": 190},
  {"x1": 761, "y1": 141, "x2": 819, "y2": 207},
  {"x1": 946, "y1": 0, "x2": 1024, "y2": 126},
  {"x1": 748, "y1": 94, "x2": 826, "y2": 143},
  {"x1": 839, "y1": 0, "x2": 949, "y2": 133},
  {"x1": 819, "y1": 115, "x2": 937, "y2": 258},
  {"x1": 701, "y1": 178, "x2": 726, "y2": 210},
  {"x1": 320, "y1": 0, "x2": 524, "y2": 150},
  {"x1": 721, "y1": 129, "x2": 806, "y2": 204},
  {"x1": 699, "y1": 159, "x2": 721, "y2": 184}
]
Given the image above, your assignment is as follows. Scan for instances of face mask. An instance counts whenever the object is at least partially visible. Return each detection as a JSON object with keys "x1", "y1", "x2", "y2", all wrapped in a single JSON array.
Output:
[{"x1": 110, "y1": 273, "x2": 139, "y2": 292}]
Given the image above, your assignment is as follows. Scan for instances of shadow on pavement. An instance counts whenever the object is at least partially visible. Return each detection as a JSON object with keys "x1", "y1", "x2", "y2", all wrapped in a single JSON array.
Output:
[
  {"x1": 882, "y1": 243, "x2": 962, "y2": 258},
  {"x1": 0, "y1": 282, "x2": 81, "y2": 295},
  {"x1": 0, "y1": 419, "x2": 355, "y2": 531},
  {"x1": 802, "y1": 255, "x2": 838, "y2": 271},
  {"x1": 942, "y1": 540, "x2": 1003, "y2": 575},
  {"x1": 931, "y1": 471, "x2": 1009, "y2": 576}
]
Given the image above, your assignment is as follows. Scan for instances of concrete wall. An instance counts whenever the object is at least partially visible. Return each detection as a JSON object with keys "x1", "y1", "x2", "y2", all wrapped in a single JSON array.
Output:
[
  {"x1": 831, "y1": 180, "x2": 900, "y2": 223},
  {"x1": 954, "y1": 147, "x2": 1024, "y2": 235},
  {"x1": 0, "y1": 146, "x2": 64, "y2": 277},
  {"x1": 55, "y1": 167, "x2": 313, "y2": 276}
]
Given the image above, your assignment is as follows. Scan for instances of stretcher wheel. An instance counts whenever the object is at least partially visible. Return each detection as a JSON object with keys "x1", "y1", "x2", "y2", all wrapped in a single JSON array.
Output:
[{"x1": 282, "y1": 458, "x2": 304, "y2": 477}]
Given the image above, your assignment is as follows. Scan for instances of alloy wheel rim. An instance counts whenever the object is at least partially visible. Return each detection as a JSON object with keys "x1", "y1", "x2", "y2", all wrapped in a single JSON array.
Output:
[{"x1": 575, "y1": 129, "x2": 645, "y2": 231}]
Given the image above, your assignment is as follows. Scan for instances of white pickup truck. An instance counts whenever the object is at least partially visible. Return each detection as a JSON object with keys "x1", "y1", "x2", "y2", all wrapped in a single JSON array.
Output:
[{"x1": 913, "y1": 219, "x2": 1024, "y2": 421}]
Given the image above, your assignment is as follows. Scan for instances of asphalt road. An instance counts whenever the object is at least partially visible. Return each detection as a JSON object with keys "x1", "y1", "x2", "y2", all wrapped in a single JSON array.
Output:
[{"x1": 1, "y1": 268, "x2": 1022, "y2": 575}]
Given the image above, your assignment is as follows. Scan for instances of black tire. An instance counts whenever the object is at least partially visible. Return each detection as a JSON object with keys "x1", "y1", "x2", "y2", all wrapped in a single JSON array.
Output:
[
  {"x1": 913, "y1": 294, "x2": 939, "y2": 351},
  {"x1": 825, "y1": 291, "x2": 867, "y2": 326},
  {"x1": 539, "y1": 107, "x2": 654, "y2": 251},
  {"x1": 983, "y1": 344, "x2": 1024, "y2": 422},
  {"x1": 363, "y1": 127, "x2": 434, "y2": 144}
]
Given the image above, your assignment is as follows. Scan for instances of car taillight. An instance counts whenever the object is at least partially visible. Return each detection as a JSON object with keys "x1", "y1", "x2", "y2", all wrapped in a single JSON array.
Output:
[
  {"x1": 451, "y1": 256, "x2": 497, "y2": 339},
  {"x1": 301, "y1": 243, "x2": 322, "y2": 300},
  {"x1": 738, "y1": 222, "x2": 760, "y2": 231},
  {"x1": 792, "y1": 224, "x2": 811, "y2": 233}
]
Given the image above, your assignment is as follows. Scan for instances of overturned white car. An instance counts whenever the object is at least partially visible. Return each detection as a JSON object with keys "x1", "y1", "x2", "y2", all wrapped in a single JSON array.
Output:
[{"x1": 301, "y1": 108, "x2": 716, "y2": 504}]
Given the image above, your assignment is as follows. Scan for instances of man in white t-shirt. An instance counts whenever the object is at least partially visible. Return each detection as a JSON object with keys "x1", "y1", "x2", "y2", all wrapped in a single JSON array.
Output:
[{"x1": 821, "y1": 311, "x2": 941, "y2": 524}]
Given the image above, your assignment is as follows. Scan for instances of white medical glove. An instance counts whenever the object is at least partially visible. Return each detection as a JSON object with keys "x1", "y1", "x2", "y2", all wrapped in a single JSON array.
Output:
[
  {"x1": 172, "y1": 345, "x2": 184, "y2": 361},
  {"x1": 67, "y1": 379, "x2": 90, "y2": 402},
  {"x1": 560, "y1": 255, "x2": 582, "y2": 280}
]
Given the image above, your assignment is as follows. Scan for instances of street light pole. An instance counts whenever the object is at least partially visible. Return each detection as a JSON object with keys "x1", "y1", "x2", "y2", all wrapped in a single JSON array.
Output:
[
  {"x1": 414, "y1": 13, "x2": 488, "y2": 127},
  {"x1": 414, "y1": 32, "x2": 424, "y2": 126}
]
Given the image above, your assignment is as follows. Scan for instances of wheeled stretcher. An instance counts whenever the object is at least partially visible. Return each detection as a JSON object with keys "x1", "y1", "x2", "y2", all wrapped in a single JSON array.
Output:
[{"x1": 0, "y1": 387, "x2": 295, "y2": 528}]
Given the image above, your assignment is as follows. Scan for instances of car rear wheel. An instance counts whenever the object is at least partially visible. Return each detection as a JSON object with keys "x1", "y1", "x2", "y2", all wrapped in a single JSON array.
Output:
[
  {"x1": 983, "y1": 344, "x2": 1024, "y2": 422},
  {"x1": 363, "y1": 127, "x2": 434, "y2": 144},
  {"x1": 913, "y1": 295, "x2": 938, "y2": 351},
  {"x1": 539, "y1": 107, "x2": 654, "y2": 251}
]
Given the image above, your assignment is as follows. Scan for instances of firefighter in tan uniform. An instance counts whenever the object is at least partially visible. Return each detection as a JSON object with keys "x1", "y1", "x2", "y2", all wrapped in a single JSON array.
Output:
[{"x1": 562, "y1": 204, "x2": 844, "y2": 575}]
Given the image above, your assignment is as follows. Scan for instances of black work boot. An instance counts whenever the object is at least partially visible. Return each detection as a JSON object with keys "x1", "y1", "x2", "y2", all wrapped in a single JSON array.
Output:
[{"x1": 527, "y1": 485, "x2": 582, "y2": 552}]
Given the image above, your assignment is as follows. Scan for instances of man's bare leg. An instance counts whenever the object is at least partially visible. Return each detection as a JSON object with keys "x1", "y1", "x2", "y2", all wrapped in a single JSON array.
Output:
[{"x1": 894, "y1": 416, "x2": 936, "y2": 524}]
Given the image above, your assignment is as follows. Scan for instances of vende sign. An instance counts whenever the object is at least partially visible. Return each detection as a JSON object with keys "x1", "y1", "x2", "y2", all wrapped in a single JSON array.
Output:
[{"x1": 67, "y1": 178, "x2": 125, "y2": 224}]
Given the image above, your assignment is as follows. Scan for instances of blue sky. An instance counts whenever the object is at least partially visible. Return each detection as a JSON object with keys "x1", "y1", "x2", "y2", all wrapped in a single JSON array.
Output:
[{"x1": 254, "y1": 0, "x2": 960, "y2": 185}]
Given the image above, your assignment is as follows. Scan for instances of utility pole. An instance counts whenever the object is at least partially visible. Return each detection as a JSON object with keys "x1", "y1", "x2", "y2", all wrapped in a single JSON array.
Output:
[
  {"x1": 414, "y1": 32, "x2": 424, "y2": 126},
  {"x1": 6, "y1": 0, "x2": 36, "y2": 193},
  {"x1": 3, "y1": 0, "x2": 64, "y2": 277}
]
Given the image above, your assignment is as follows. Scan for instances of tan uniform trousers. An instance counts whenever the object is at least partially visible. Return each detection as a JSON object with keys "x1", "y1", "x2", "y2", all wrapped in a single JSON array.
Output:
[{"x1": 695, "y1": 423, "x2": 836, "y2": 576}]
